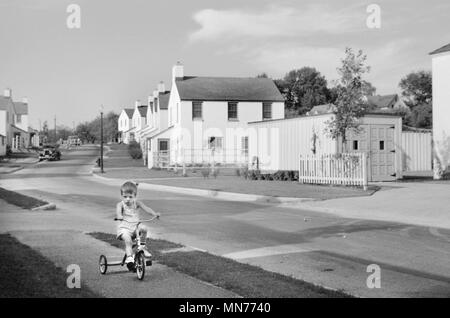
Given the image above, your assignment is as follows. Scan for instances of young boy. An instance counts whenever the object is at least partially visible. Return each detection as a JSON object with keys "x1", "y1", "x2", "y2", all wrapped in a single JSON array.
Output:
[{"x1": 116, "y1": 181, "x2": 160, "y2": 269}]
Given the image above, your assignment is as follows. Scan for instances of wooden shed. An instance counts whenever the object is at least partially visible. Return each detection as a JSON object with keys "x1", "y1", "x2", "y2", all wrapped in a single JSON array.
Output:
[{"x1": 248, "y1": 113, "x2": 403, "y2": 182}]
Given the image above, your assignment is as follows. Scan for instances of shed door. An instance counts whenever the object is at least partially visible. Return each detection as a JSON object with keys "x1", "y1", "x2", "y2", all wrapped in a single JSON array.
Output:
[
  {"x1": 346, "y1": 124, "x2": 395, "y2": 182},
  {"x1": 369, "y1": 125, "x2": 395, "y2": 181}
]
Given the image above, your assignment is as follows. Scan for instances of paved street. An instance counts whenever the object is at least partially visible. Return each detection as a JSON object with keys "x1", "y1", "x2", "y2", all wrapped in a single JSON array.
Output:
[{"x1": 1, "y1": 145, "x2": 449, "y2": 297}]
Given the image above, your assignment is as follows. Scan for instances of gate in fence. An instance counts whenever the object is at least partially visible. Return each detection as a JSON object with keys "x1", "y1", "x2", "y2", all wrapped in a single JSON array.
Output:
[{"x1": 299, "y1": 153, "x2": 368, "y2": 189}]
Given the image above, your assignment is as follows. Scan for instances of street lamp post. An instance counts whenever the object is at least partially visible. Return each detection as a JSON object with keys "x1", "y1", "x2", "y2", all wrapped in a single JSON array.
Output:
[{"x1": 100, "y1": 110, "x2": 104, "y2": 173}]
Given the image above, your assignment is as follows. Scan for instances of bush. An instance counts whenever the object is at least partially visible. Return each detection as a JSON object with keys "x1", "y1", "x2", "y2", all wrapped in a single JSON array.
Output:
[
  {"x1": 201, "y1": 168, "x2": 210, "y2": 178},
  {"x1": 128, "y1": 141, "x2": 142, "y2": 159}
]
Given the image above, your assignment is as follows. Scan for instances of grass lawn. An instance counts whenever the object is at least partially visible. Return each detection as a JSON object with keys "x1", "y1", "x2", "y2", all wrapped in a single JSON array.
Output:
[
  {"x1": 99, "y1": 143, "x2": 377, "y2": 199},
  {"x1": 0, "y1": 187, "x2": 48, "y2": 209},
  {"x1": 89, "y1": 232, "x2": 351, "y2": 298},
  {"x1": 0, "y1": 234, "x2": 99, "y2": 298},
  {"x1": 143, "y1": 176, "x2": 378, "y2": 200}
]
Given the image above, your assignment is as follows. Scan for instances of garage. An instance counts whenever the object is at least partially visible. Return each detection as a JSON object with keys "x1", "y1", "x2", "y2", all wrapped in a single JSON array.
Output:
[{"x1": 248, "y1": 113, "x2": 403, "y2": 182}]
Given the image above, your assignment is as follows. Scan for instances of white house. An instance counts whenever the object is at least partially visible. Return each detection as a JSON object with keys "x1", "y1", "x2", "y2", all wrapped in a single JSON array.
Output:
[
  {"x1": 128, "y1": 101, "x2": 147, "y2": 144},
  {"x1": 248, "y1": 111, "x2": 403, "y2": 182},
  {"x1": 118, "y1": 108, "x2": 134, "y2": 144},
  {"x1": 148, "y1": 63, "x2": 285, "y2": 168},
  {"x1": 430, "y1": 43, "x2": 450, "y2": 178},
  {"x1": 0, "y1": 88, "x2": 33, "y2": 153},
  {"x1": 0, "y1": 89, "x2": 15, "y2": 154}
]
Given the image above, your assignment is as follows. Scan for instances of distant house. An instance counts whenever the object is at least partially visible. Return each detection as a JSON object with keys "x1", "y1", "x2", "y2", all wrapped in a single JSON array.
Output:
[
  {"x1": 131, "y1": 102, "x2": 148, "y2": 143},
  {"x1": 0, "y1": 89, "x2": 16, "y2": 153},
  {"x1": 430, "y1": 43, "x2": 450, "y2": 178},
  {"x1": 148, "y1": 62, "x2": 285, "y2": 168},
  {"x1": 365, "y1": 94, "x2": 407, "y2": 111},
  {"x1": 0, "y1": 88, "x2": 34, "y2": 153},
  {"x1": 118, "y1": 108, "x2": 134, "y2": 144},
  {"x1": 306, "y1": 104, "x2": 337, "y2": 115}
]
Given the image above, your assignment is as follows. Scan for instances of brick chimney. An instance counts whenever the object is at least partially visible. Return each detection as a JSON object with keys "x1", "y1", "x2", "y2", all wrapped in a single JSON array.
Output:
[
  {"x1": 172, "y1": 62, "x2": 184, "y2": 81},
  {"x1": 3, "y1": 88, "x2": 11, "y2": 98},
  {"x1": 158, "y1": 81, "x2": 165, "y2": 93}
]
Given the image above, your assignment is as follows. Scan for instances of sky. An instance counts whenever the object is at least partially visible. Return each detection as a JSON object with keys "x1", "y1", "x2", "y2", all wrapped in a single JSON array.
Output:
[{"x1": 1, "y1": 0, "x2": 449, "y2": 129}]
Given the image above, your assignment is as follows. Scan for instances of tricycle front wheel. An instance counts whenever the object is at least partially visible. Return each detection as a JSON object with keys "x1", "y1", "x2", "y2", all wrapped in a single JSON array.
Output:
[{"x1": 135, "y1": 252, "x2": 145, "y2": 280}]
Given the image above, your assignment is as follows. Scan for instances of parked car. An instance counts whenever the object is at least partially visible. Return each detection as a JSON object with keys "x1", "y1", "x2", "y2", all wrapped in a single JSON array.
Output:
[{"x1": 39, "y1": 145, "x2": 61, "y2": 161}]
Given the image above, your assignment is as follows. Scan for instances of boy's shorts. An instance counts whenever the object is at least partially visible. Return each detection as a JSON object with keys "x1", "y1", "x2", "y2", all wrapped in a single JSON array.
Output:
[{"x1": 116, "y1": 223, "x2": 148, "y2": 240}]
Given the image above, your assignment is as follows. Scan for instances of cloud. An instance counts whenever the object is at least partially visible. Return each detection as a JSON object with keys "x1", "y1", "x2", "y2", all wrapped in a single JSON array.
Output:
[{"x1": 190, "y1": 4, "x2": 365, "y2": 42}]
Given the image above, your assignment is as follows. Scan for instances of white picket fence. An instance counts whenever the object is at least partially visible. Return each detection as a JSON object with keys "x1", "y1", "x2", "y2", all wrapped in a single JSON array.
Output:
[{"x1": 299, "y1": 153, "x2": 368, "y2": 189}]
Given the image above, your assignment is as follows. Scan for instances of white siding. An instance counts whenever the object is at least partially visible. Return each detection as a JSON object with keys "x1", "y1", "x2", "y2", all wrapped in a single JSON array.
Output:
[
  {"x1": 248, "y1": 114, "x2": 338, "y2": 171},
  {"x1": 432, "y1": 52, "x2": 450, "y2": 171},
  {"x1": 401, "y1": 131, "x2": 432, "y2": 171}
]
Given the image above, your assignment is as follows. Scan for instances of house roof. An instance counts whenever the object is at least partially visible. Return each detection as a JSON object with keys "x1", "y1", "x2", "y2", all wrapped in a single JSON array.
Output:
[
  {"x1": 14, "y1": 101, "x2": 28, "y2": 115},
  {"x1": 158, "y1": 91, "x2": 170, "y2": 110},
  {"x1": 124, "y1": 108, "x2": 134, "y2": 119},
  {"x1": 366, "y1": 94, "x2": 398, "y2": 109},
  {"x1": 138, "y1": 105, "x2": 148, "y2": 117},
  {"x1": 307, "y1": 104, "x2": 336, "y2": 115},
  {"x1": 175, "y1": 76, "x2": 284, "y2": 102},
  {"x1": 430, "y1": 43, "x2": 450, "y2": 55}
]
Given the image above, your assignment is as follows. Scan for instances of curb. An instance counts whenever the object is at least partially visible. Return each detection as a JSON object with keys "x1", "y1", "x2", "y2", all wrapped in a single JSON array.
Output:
[
  {"x1": 32, "y1": 203, "x2": 57, "y2": 211},
  {"x1": 0, "y1": 166, "x2": 24, "y2": 174},
  {"x1": 90, "y1": 171, "x2": 316, "y2": 205}
]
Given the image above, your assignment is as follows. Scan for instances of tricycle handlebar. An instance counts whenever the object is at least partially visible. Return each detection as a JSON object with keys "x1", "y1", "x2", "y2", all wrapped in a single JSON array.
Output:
[{"x1": 114, "y1": 215, "x2": 159, "y2": 222}]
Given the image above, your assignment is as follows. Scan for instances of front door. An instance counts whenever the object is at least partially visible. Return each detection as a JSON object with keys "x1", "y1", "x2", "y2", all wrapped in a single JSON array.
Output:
[{"x1": 158, "y1": 139, "x2": 170, "y2": 168}]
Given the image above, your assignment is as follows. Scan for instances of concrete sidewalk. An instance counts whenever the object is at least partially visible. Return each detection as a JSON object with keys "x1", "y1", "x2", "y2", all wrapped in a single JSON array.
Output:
[
  {"x1": 0, "y1": 199, "x2": 238, "y2": 298},
  {"x1": 284, "y1": 181, "x2": 450, "y2": 229}
]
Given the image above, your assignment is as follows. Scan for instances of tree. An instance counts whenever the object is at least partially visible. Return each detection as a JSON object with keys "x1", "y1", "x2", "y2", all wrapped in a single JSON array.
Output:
[
  {"x1": 327, "y1": 48, "x2": 371, "y2": 151},
  {"x1": 406, "y1": 102, "x2": 432, "y2": 129},
  {"x1": 399, "y1": 70, "x2": 432, "y2": 108},
  {"x1": 74, "y1": 111, "x2": 119, "y2": 144},
  {"x1": 276, "y1": 67, "x2": 330, "y2": 116},
  {"x1": 256, "y1": 73, "x2": 269, "y2": 78},
  {"x1": 361, "y1": 80, "x2": 377, "y2": 96}
]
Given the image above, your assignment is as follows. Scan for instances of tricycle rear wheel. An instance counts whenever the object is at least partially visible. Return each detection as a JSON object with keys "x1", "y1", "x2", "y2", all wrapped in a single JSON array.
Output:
[{"x1": 99, "y1": 255, "x2": 108, "y2": 274}]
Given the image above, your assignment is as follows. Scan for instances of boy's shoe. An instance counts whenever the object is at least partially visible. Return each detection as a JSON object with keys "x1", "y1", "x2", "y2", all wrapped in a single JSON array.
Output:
[{"x1": 125, "y1": 256, "x2": 134, "y2": 271}]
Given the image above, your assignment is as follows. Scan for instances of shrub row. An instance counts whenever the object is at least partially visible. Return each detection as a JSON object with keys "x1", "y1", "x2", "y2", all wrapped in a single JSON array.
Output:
[{"x1": 237, "y1": 166, "x2": 299, "y2": 181}]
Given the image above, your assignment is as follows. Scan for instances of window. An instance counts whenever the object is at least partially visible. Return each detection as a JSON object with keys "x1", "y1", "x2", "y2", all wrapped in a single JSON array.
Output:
[
  {"x1": 353, "y1": 140, "x2": 359, "y2": 150},
  {"x1": 379, "y1": 140, "x2": 385, "y2": 150},
  {"x1": 208, "y1": 137, "x2": 223, "y2": 149},
  {"x1": 192, "y1": 101, "x2": 203, "y2": 119},
  {"x1": 263, "y1": 102, "x2": 272, "y2": 120},
  {"x1": 17, "y1": 114, "x2": 21, "y2": 124},
  {"x1": 1, "y1": 136, "x2": 4, "y2": 146},
  {"x1": 241, "y1": 136, "x2": 248, "y2": 156},
  {"x1": 228, "y1": 102, "x2": 238, "y2": 120}
]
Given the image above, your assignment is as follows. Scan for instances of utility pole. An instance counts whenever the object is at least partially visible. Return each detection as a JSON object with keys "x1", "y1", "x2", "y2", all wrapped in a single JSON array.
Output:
[
  {"x1": 100, "y1": 108, "x2": 104, "y2": 173},
  {"x1": 54, "y1": 116, "x2": 57, "y2": 143}
]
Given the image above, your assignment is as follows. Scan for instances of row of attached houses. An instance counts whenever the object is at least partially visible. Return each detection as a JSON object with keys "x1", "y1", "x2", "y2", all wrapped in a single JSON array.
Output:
[
  {"x1": 118, "y1": 63, "x2": 285, "y2": 168},
  {"x1": 0, "y1": 88, "x2": 39, "y2": 156}
]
